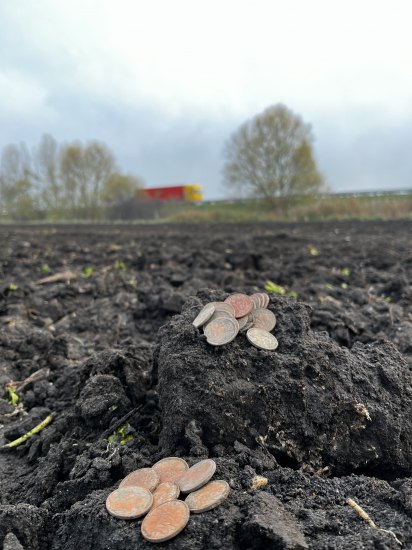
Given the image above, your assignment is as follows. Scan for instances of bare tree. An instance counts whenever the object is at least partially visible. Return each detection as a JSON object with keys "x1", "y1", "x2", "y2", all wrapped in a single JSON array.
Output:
[
  {"x1": 35, "y1": 134, "x2": 61, "y2": 214},
  {"x1": 0, "y1": 143, "x2": 35, "y2": 218},
  {"x1": 0, "y1": 135, "x2": 144, "y2": 220},
  {"x1": 60, "y1": 140, "x2": 115, "y2": 218},
  {"x1": 101, "y1": 172, "x2": 143, "y2": 205},
  {"x1": 223, "y1": 104, "x2": 326, "y2": 202}
]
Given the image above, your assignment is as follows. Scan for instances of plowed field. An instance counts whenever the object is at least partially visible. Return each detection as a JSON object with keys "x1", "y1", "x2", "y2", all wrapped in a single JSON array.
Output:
[{"x1": 1, "y1": 221, "x2": 411, "y2": 549}]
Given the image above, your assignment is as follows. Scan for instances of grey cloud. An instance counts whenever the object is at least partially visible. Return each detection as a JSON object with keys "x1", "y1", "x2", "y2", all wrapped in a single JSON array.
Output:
[{"x1": 2, "y1": 93, "x2": 412, "y2": 199}]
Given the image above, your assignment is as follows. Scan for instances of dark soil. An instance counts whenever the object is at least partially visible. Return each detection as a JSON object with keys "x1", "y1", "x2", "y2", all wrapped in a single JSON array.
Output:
[{"x1": 0, "y1": 220, "x2": 411, "y2": 549}]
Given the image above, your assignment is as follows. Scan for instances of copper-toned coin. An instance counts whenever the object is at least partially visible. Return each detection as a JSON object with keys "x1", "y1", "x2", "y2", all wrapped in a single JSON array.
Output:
[
  {"x1": 178, "y1": 459, "x2": 217, "y2": 493},
  {"x1": 246, "y1": 327, "x2": 279, "y2": 350},
  {"x1": 204, "y1": 317, "x2": 239, "y2": 346},
  {"x1": 224, "y1": 293, "x2": 253, "y2": 318},
  {"x1": 225, "y1": 294, "x2": 253, "y2": 319},
  {"x1": 210, "y1": 301, "x2": 236, "y2": 316},
  {"x1": 141, "y1": 500, "x2": 190, "y2": 543},
  {"x1": 193, "y1": 303, "x2": 215, "y2": 328},
  {"x1": 151, "y1": 482, "x2": 180, "y2": 510},
  {"x1": 252, "y1": 308, "x2": 276, "y2": 331},
  {"x1": 106, "y1": 486, "x2": 153, "y2": 519},
  {"x1": 152, "y1": 457, "x2": 189, "y2": 483},
  {"x1": 185, "y1": 480, "x2": 230, "y2": 513},
  {"x1": 119, "y1": 467, "x2": 159, "y2": 492}
]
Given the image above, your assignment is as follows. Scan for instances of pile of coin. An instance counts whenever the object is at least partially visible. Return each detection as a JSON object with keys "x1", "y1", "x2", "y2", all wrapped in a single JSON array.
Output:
[
  {"x1": 192, "y1": 292, "x2": 278, "y2": 351},
  {"x1": 106, "y1": 457, "x2": 229, "y2": 543}
]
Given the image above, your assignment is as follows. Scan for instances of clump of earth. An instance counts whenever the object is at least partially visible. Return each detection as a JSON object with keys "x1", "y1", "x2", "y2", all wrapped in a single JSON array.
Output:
[{"x1": 0, "y1": 221, "x2": 411, "y2": 549}]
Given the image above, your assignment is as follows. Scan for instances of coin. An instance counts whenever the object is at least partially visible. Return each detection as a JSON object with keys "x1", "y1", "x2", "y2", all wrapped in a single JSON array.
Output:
[
  {"x1": 224, "y1": 294, "x2": 253, "y2": 318},
  {"x1": 185, "y1": 480, "x2": 230, "y2": 513},
  {"x1": 106, "y1": 486, "x2": 153, "y2": 519},
  {"x1": 178, "y1": 459, "x2": 217, "y2": 493},
  {"x1": 259, "y1": 293, "x2": 270, "y2": 308},
  {"x1": 119, "y1": 467, "x2": 159, "y2": 492},
  {"x1": 204, "y1": 317, "x2": 239, "y2": 346},
  {"x1": 210, "y1": 301, "x2": 236, "y2": 316},
  {"x1": 193, "y1": 303, "x2": 215, "y2": 328},
  {"x1": 141, "y1": 500, "x2": 190, "y2": 543},
  {"x1": 204, "y1": 309, "x2": 235, "y2": 326},
  {"x1": 237, "y1": 314, "x2": 249, "y2": 331},
  {"x1": 250, "y1": 294, "x2": 262, "y2": 310},
  {"x1": 246, "y1": 327, "x2": 279, "y2": 350},
  {"x1": 252, "y1": 308, "x2": 276, "y2": 331},
  {"x1": 152, "y1": 457, "x2": 189, "y2": 483},
  {"x1": 151, "y1": 482, "x2": 180, "y2": 510}
]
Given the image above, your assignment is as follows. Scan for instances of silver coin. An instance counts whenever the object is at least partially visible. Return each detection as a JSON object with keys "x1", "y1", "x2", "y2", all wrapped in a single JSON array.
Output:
[
  {"x1": 204, "y1": 309, "x2": 235, "y2": 327},
  {"x1": 204, "y1": 317, "x2": 239, "y2": 346},
  {"x1": 252, "y1": 308, "x2": 276, "y2": 331},
  {"x1": 250, "y1": 294, "x2": 261, "y2": 310},
  {"x1": 240, "y1": 312, "x2": 254, "y2": 332},
  {"x1": 246, "y1": 327, "x2": 278, "y2": 350},
  {"x1": 210, "y1": 301, "x2": 236, "y2": 316},
  {"x1": 193, "y1": 303, "x2": 215, "y2": 328},
  {"x1": 259, "y1": 293, "x2": 270, "y2": 308},
  {"x1": 237, "y1": 314, "x2": 249, "y2": 331}
]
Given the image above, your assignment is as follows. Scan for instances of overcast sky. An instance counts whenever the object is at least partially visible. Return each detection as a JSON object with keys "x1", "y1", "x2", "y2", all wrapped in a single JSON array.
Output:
[{"x1": 1, "y1": 0, "x2": 411, "y2": 199}]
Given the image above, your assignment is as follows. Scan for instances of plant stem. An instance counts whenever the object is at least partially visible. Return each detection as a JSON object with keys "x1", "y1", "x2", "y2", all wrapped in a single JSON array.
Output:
[{"x1": 3, "y1": 414, "x2": 54, "y2": 448}]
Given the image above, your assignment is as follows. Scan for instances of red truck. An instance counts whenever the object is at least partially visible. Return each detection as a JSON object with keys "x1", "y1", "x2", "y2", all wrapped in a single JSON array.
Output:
[{"x1": 137, "y1": 184, "x2": 203, "y2": 202}]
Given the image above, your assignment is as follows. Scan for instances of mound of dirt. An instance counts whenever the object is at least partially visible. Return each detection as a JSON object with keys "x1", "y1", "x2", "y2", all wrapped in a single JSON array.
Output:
[{"x1": 156, "y1": 290, "x2": 412, "y2": 478}]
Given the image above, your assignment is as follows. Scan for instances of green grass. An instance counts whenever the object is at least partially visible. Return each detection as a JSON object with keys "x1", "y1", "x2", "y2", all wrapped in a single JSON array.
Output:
[
  {"x1": 1, "y1": 193, "x2": 411, "y2": 224},
  {"x1": 167, "y1": 194, "x2": 412, "y2": 223}
]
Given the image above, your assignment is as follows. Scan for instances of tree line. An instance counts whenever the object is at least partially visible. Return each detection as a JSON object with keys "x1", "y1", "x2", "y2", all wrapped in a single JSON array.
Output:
[
  {"x1": 0, "y1": 104, "x2": 326, "y2": 221},
  {"x1": 0, "y1": 135, "x2": 143, "y2": 220}
]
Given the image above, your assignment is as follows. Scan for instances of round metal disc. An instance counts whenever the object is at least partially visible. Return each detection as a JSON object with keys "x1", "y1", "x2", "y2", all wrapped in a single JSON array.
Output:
[
  {"x1": 204, "y1": 317, "x2": 239, "y2": 346},
  {"x1": 246, "y1": 327, "x2": 278, "y2": 350},
  {"x1": 193, "y1": 303, "x2": 215, "y2": 328},
  {"x1": 178, "y1": 459, "x2": 217, "y2": 493},
  {"x1": 185, "y1": 480, "x2": 230, "y2": 513},
  {"x1": 119, "y1": 467, "x2": 159, "y2": 492},
  {"x1": 152, "y1": 457, "x2": 189, "y2": 483},
  {"x1": 106, "y1": 486, "x2": 153, "y2": 519},
  {"x1": 141, "y1": 500, "x2": 190, "y2": 543},
  {"x1": 252, "y1": 308, "x2": 276, "y2": 332},
  {"x1": 224, "y1": 294, "x2": 253, "y2": 318}
]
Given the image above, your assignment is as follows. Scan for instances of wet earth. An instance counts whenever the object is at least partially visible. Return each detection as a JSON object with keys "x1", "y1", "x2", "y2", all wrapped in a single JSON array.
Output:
[{"x1": 0, "y1": 220, "x2": 411, "y2": 549}]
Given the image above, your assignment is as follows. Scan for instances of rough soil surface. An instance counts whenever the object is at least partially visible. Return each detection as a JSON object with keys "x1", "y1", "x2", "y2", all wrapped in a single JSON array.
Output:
[{"x1": 0, "y1": 221, "x2": 411, "y2": 549}]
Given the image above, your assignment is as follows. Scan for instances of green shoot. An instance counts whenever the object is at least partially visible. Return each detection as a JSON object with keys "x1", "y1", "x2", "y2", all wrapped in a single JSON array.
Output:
[
  {"x1": 264, "y1": 281, "x2": 286, "y2": 295},
  {"x1": 309, "y1": 245, "x2": 319, "y2": 256},
  {"x1": 114, "y1": 260, "x2": 126, "y2": 271},
  {"x1": 341, "y1": 282, "x2": 348, "y2": 289},
  {"x1": 341, "y1": 267, "x2": 351, "y2": 277},
  {"x1": 83, "y1": 266, "x2": 94, "y2": 278},
  {"x1": 8, "y1": 283, "x2": 18, "y2": 291},
  {"x1": 3, "y1": 414, "x2": 53, "y2": 448},
  {"x1": 41, "y1": 264, "x2": 50, "y2": 274},
  {"x1": 107, "y1": 423, "x2": 135, "y2": 445},
  {"x1": 287, "y1": 290, "x2": 298, "y2": 298},
  {"x1": 7, "y1": 385, "x2": 19, "y2": 407}
]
